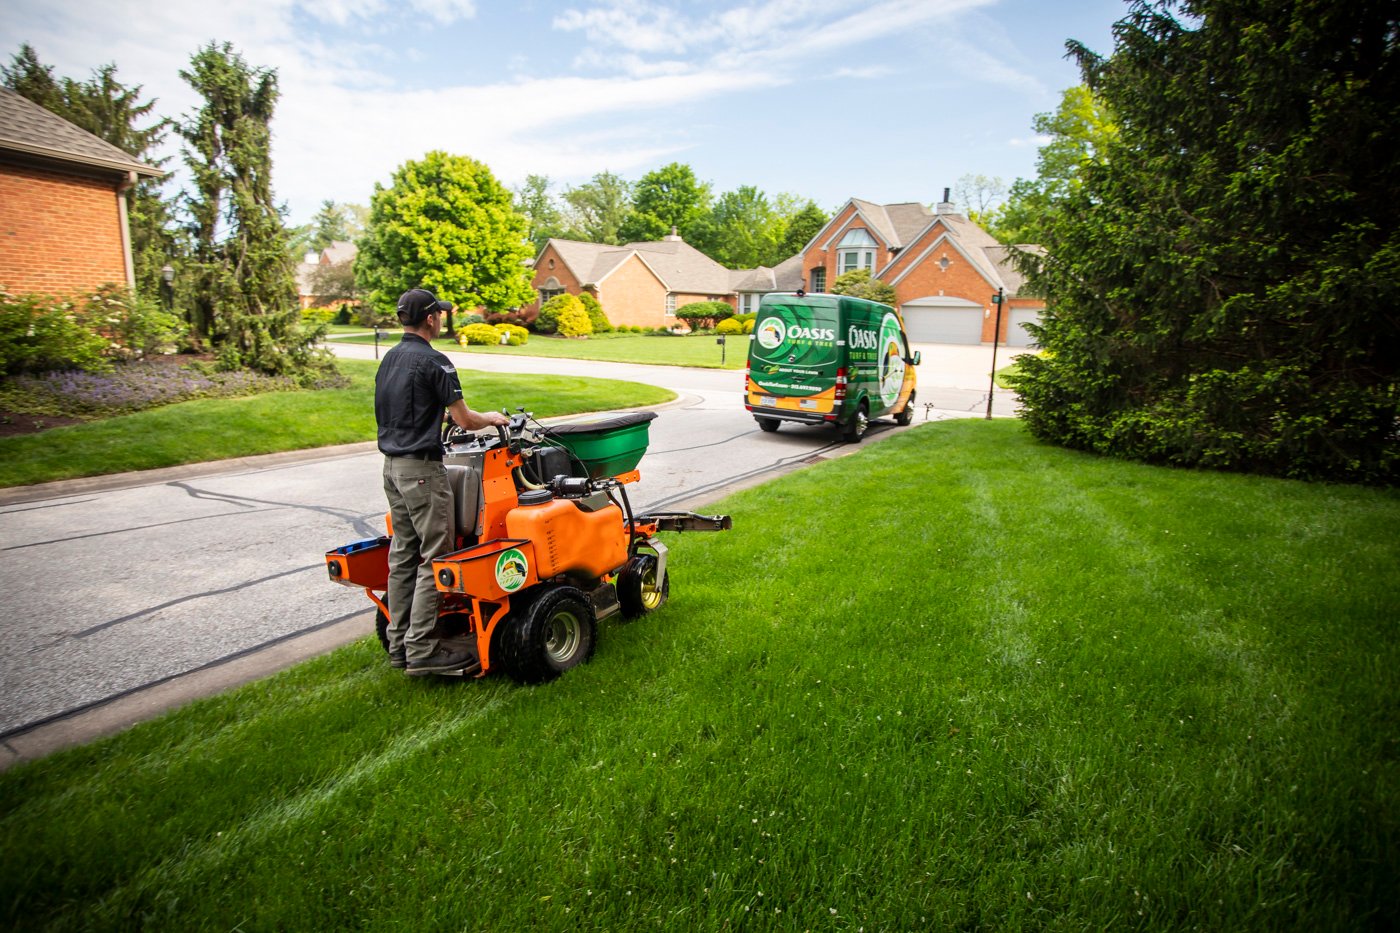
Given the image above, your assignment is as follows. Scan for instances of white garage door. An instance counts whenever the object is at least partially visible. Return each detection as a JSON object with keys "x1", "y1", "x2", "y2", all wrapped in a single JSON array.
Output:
[
  {"x1": 901, "y1": 299, "x2": 983, "y2": 345},
  {"x1": 1007, "y1": 308, "x2": 1041, "y2": 348}
]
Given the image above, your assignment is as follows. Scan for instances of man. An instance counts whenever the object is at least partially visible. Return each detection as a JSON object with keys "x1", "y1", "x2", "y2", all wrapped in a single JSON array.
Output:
[{"x1": 375, "y1": 288, "x2": 509, "y2": 675}]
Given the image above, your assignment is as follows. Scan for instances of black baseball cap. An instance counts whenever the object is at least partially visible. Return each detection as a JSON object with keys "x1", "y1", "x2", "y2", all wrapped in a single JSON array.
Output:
[{"x1": 397, "y1": 288, "x2": 453, "y2": 325}]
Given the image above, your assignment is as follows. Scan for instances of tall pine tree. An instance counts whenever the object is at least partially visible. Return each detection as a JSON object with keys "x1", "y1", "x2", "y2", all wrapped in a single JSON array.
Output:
[
  {"x1": 179, "y1": 43, "x2": 319, "y2": 374},
  {"x1": 1015, "y1": 0, "x2": 1399, "y2": 484}
]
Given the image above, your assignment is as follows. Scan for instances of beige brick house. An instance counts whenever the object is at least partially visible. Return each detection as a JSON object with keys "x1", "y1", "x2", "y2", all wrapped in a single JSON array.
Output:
[
  {"x1": 527, "y1": 230, "x2": 803, "y2": 330},
  {"x1": 0, "y1": 88, "x2": 162, "y2": 297}
]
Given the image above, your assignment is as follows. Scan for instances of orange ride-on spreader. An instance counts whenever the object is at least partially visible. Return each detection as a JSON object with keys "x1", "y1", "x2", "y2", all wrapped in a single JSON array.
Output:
[{"x1": 325, "y1": 410, "x2": 730, "y2": 683}]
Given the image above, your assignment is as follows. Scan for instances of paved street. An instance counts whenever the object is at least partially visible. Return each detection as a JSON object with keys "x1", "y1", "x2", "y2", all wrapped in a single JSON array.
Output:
[{"x1": 0, "y1": 341, "x2": 1021, "y2": 757}]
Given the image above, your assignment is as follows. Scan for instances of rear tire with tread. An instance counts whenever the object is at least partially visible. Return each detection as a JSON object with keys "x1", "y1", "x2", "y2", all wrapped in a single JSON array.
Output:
[
  {"x1": 499, "y1": 586, "x2": 596, "y2": 684},
  {"x1": 843, "y1": 401, "x2": 869, "y2": 443},
  {"x1": 895, "y1": 391, "x2": 915, "y2": 426}
]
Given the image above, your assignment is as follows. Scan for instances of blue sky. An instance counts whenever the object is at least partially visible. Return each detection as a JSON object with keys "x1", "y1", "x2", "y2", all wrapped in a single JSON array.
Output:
[{"x1": 1, "y1": 0, "x2": 1129, "y2": 227}]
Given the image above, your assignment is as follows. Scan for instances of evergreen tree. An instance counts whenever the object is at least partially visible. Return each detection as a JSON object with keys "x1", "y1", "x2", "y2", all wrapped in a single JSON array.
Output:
[
  {"x1": 355, "y1": 150, "x2": 535, "y2": 321},
  {"x1": 1015, "y1": 0, "x2": 1400, "y2": 484},
  {"x1": 778, "y1": 201, "x2": 829, "y2": 258},
  {"x1": 179, "y1": 42, "x2": 315, "y2": 374},
  {"x1": 309, "y1": 200, "x2": 353, "y2": 251}
]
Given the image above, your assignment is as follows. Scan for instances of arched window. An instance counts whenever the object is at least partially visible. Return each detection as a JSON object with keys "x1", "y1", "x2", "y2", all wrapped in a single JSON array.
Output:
[{"x1": 838, "y1": 228, "x2": 877, "y2": 276}]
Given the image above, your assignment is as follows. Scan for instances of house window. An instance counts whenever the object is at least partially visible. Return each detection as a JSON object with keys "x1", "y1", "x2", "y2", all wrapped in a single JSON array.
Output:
[
  {"x1": 810, "y1": 268, "x2": 826, "y2": 293},
  {"x1": 837, "y1": 228, "x2": 877, "y2": 276},
  {"x1": 539, "y1": 287, "x2": 564, "y2": 304},
  {"x1": 740, "y1": 293, "x2": 756, "y2": 314},
  {"x1": 665, "y1": 293, "x2": 676, "y2": 316}
]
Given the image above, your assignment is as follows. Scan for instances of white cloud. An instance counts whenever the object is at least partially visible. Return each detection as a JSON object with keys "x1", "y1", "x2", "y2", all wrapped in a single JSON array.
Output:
[{"x1": 1008, "y1": 134, "x2": 1053, "y2": 148}]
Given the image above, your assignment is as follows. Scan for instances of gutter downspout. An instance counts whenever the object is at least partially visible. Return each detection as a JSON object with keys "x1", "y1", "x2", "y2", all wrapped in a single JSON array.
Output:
[{"x1": 117, "y1": 170, "x2": 137, "y2": 289}]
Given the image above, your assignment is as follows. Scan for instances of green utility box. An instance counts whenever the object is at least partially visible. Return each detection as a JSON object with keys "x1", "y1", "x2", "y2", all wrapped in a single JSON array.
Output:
[{"x1": 543, "y1": 411, "x2": 657, "y2": 479}]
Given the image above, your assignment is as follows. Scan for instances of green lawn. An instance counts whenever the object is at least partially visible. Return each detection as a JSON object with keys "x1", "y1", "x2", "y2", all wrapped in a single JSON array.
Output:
[
  {"x1": 330, "y1": 330, "x2": 748, "y2": 369},
  {"x1": 0, "y1": 359, "x2": 674, "y2": 488},
  {"x1": 2, "y1": 420, "x2": 1396, "y2": 930}
]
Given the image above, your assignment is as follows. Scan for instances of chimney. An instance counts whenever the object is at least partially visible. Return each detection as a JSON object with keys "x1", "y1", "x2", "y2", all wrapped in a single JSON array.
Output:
[
  {"x1": 663, "y1": 225, "x2": 683, "y2": 242},
  {"x1": 936, "y1": 187, "x2": 955, "y2": 215}
]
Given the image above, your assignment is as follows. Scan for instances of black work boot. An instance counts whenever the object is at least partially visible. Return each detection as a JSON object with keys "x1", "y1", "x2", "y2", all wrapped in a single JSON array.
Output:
[{"x1": 405, "y1": 642, "x2": 476, "y2": 676}]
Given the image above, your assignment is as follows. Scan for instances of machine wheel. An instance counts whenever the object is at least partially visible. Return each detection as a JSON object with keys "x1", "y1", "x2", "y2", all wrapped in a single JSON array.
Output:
[
  {"x1": 756, "y1": 417, "x2": 780, "y2": 433},
  {"x1": 618, "y1": 554, "x2": 670, "y2": 618},
  {"x1": 375, "y1": 603, "x2": 390, "y2": 653},
  {"x1": 895, "y1": 391, "x2": 916, "y2": 426},
  {"x1": 843, "y1": 401, "x2": 869, "y2": 443},
  {"x1": 500, "y1": 586, "x2": 596, "y2": 684}
]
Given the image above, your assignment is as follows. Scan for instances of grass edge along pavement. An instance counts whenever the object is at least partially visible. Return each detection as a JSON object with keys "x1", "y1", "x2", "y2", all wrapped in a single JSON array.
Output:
[
  {"x1": 1, "y1": 419, "x2": 1395, "y2": 930},
  {"x1": 330, "y1": 330, "x2": 748, "y2": 370},
  {"x1": 0, "y1": 358, "x2": 676, "y2": 489}
]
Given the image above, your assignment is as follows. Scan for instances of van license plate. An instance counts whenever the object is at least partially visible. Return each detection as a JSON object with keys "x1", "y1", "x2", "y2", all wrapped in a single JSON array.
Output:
[{"x1": 761, "y1": 395, "x2": 776, "y2": 407}]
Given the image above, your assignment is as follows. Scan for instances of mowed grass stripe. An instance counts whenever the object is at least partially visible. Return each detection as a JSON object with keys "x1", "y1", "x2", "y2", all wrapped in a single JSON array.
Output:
[{"x1": 1, "y1": 419, "x2": 1395, "y2": 930}]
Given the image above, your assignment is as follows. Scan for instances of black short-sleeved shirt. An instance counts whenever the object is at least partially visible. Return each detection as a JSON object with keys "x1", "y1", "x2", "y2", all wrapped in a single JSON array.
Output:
[{"x1": 374, "y1": 334, "x2": 464, "y2": 458}]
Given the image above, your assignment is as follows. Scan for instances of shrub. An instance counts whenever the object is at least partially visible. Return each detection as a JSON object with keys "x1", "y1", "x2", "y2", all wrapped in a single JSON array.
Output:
[
  {"x1": 578, "y1": 292, "x2": 613, "y2": 333},
  {"x1": 535, "y1": 294, "x2": 584, "y2": 334},
  {"x1": 301, "y1": 306, "x2": 337, "y2": 327},
  {"x1": 458, "y1": 323, "x2": 502, "y2": 346},
  {"x1": 334, "y1": 304, "x2": 353, "y2": 325},
  {"x1": 743, "y1": 318, "x2": 755, "y2": 334},
  {"x1": 675, "y1": 300, "x2": 734, "y2": 331},
  {"x1": 830, "y1": 269, "x2": 897, "y2": 305},
  {"x1": 715, "y1": 317, "x2": 744, "y2": 336},
  {"x1": 0, "y1": 288, "x2": 109, "y2": 375},
  {"x1": 462, "y1": 312, "x2": 485, "y2": 325},
  {"x1": 493, "y1": 323, "x2": 529, "y2": 345},
  {"x1": 82, "y1": 285, "x2": 182, "y2": 362},
  {"x1": 557, "y1": 304, "x2": 594, "y2": 338}
]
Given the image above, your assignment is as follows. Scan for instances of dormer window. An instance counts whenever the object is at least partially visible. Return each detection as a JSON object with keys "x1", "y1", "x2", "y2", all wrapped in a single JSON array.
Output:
[{"x1": 838, "y1": 228, "x2": 877, "y2": 276}]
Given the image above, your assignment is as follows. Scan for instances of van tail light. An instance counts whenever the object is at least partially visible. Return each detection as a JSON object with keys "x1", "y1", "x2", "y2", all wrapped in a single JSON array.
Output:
[{"x1": 834, "y1": 367, "x2": 848, "y2": 403}]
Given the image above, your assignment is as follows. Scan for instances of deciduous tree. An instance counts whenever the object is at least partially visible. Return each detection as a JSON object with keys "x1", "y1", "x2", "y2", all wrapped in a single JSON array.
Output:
[
  {"x1": 560, "y1": 171, "x2": 632, "y2": 245},
  {"x1": 355, "y1": 151, "x2": 534, "y2": 321},
  {"x1": 618, "y1": 162, "x2": 710, "y2": 243}
]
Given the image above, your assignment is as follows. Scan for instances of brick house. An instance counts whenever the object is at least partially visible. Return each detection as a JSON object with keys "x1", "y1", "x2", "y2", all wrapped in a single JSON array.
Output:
[
  {"x1": 0, "y1": 88, "x2": 162, "y2": 297},
  {"x1": 296, "y1": 240, "x2": 358, "y2": 309},
  {"x1": 528, "y1": 231, "x2": 803, "y2": 330},
  {"x1": 799, "y1": 195, "x2": 1043, "y2": 346}
]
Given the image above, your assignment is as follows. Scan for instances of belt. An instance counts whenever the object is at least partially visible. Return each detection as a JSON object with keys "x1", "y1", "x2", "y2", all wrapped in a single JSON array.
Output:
[{"x1": 391, "y1": 450, "x2": 442, "y2": 462}]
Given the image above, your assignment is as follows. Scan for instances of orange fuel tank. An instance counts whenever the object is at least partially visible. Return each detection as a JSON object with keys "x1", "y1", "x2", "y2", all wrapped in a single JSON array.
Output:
[{"x1": 505, "y1": 491, "x2": 630, "y2": 580}]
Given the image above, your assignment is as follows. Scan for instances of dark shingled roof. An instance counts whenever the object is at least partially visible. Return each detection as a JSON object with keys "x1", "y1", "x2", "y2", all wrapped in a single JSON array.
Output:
[{"x1": 0, "y1": 88, "x2": 161, "y2": 177}]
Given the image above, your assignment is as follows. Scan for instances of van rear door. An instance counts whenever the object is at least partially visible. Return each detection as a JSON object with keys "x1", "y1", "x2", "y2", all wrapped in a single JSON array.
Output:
[{"x1": 746, "y1": 298, "x2": 840, "y2": 421}]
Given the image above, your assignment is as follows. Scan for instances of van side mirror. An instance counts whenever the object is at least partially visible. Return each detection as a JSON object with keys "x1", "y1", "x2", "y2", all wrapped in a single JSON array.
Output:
[{"x1": 907, "y1": 351, "x2": 922, "y2": 366}]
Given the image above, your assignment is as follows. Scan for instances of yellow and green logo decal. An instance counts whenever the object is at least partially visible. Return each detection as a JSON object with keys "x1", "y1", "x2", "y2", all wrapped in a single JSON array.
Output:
[{"x1": 495, "y1": 548, "x2": 528, "y2": 592}]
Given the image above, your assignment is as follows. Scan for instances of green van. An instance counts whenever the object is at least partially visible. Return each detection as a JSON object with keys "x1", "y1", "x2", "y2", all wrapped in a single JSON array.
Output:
[{"x1": 744, "y1": 293, "x2": 921, "y2": 442}]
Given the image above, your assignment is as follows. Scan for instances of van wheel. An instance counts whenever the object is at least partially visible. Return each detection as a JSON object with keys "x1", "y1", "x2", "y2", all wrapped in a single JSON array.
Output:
[
  {"x1": 895, "y1": 391, "x2": 915, "y2": 426},
  {"x1": 843, "y1": 401, "x2": 869, "y2": 443},
  {"x1": 756, "y1": 417, "x2": 780, "y2": 433}
]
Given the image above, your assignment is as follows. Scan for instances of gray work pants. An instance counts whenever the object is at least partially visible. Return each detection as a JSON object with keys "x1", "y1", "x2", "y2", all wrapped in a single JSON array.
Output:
[{"x1": 382, "y1": 456, "x2": 456, "y2": 663}]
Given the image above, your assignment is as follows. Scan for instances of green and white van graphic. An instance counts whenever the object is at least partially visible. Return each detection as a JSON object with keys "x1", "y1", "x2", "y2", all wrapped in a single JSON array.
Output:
[
  {"x1": 876, "y1": 311, "x2": 906, "y2": 406},
  {"x1": 750, "y1": 303, "x2": 837, "y2": 368},
  {"x1": 495, "y1": 548, "x2": 528, "y2": 592}
]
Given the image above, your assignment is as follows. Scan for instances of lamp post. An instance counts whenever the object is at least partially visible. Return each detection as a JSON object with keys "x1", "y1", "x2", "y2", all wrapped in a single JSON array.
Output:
[
  {"x1": 160, "y1": 264, "x2": 175, "y2": 314},
  {"x1": 986, "y1": 287, "x2": 1004, "y2": 420}
]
